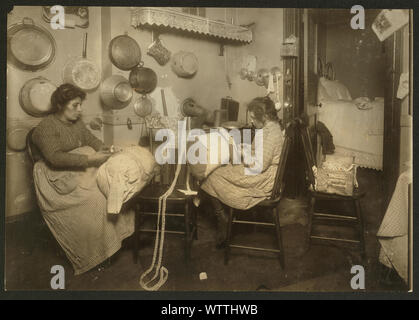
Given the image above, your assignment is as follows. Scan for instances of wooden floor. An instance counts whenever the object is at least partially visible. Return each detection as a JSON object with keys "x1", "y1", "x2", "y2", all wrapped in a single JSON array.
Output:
[{"x1": 4, "y1": 168, "x2": 408, "y2": 292}]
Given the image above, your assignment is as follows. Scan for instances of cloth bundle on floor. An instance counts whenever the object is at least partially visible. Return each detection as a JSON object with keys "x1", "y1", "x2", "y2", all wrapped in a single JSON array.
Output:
[{"x1": 97, "y1": 146, "x2": 158, "y2": 214}]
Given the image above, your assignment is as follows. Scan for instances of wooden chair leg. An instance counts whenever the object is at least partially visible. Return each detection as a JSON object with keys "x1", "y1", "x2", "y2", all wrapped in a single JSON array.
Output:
[
  {"x1": 193, "y1": 201, "x2": 198, "y2": 240},
  {"x1": 306, "y1": 196, "x2": 316, "y2": 250},
  {"x1": 354, "y1": 199, "x2": 366, "y2": 262},
  {"x1": 133, "y1": 204, "x2": 140, "y2": 264},
  {"x1": 224, "y1": 207, "x2": 234, "y2": 265},
  {"x1": 274, "y1": 206, "x2": 285, "y2": 269},
  {"x1": 184, "y1": 199, "x2": 192, "y2": 262}
]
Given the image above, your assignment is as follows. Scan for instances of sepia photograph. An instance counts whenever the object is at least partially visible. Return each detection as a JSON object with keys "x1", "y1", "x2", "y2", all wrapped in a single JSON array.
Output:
[{"x1": 3, "y1": 4, "x2": 413, "y2": 294}]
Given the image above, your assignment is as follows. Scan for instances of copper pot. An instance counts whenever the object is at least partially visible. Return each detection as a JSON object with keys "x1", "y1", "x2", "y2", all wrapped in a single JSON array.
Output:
[
  {"x1": 109, "y1": 32, "x2": 141, "y2": 71},
  {"x1": 129, "y1": 63, "x2": 158, "y2": 95}
]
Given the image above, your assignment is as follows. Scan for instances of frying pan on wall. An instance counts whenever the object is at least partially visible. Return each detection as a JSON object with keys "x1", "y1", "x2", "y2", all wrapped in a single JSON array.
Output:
[
  {"x1": 7, "y1": 17, "x2": 56, "y2": 72},
  {"x1": 62, "y1": 32, "x2": 101, "y2": 91},
  {"x1": 109, "y1": 32, "x2": 141, "y2": 71},
  {"x1": 19, "y1": 77, "x2": 57, "y2": 117}
]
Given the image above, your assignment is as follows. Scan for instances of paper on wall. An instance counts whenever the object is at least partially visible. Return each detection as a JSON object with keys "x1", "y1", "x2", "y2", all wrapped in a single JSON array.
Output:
[
  {"x1": 372, "y1": 9, "x2": 409, "y2": 42},
  {"x1": 242, "y1": 55, "x2": 257, "y2": 73}
]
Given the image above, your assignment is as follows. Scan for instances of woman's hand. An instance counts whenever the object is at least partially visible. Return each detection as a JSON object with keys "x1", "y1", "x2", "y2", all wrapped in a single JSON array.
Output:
[
  {"x1": 87, "y1": 151, "x2": 112, "y2": 167},
  {"x1": 100, "y1": 145, "x2": 123, "y2": 154}
]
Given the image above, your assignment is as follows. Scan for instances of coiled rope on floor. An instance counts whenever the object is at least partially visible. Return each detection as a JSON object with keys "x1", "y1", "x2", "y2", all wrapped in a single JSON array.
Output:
[{"x1": 139, "y1": 118, "x2": 189, "y2": 291}]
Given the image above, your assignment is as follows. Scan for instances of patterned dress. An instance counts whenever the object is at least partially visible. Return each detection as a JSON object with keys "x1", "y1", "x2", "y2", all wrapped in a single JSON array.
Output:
[
  {"x1": 32, "y1": 115, "x2": 134, "y2": 275},
  {"x1": 201, "y1": 121, "x2": 284, "y2": 210}
]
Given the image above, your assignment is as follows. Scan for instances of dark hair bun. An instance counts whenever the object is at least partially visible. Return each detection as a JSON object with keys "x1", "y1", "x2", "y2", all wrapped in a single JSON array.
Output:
[
  {"x1": 248, "y1": 96, "x2": 279, "y2": 123},
  {"x1": 51, "y1": 83, "x2": 86, "y2": 113}
]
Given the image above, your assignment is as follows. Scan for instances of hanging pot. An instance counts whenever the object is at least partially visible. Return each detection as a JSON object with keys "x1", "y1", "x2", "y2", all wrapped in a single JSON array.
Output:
[
  {"x1": 7, "y1": 17, "x2": 56, "y2": 72},
  {"x1": 19, "y1": 77, "x2": 57, "y2": 117},
  {"x1": 129, "y1": 62, "x2": 158, "y2": 95},
  {"x1": 109, "y1": 32, "x2": 141, "y2": 71},
  {"x1": 7, "y1": 125, "x2": 31, "y2": 151},
  {"x1": 171, "y1": 51, "x2": 198, "y2": 78},
  {"x1": 100, "y1": 75, "x2": 133, "y2": 110},
  {"x1": 62, "y1": 32, "x2": 101, "y2": 91},
  {"x1": 180, "y1": 98, "x2": 205, "y2": 118},
  {"x1": 133, "y1": 95, "x2": 153, "y2": 117}
]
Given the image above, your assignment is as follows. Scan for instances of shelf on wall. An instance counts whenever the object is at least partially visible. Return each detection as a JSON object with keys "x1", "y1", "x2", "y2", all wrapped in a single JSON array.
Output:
[{"x1": 130, "y1": 7, "x2": 252, "y2": 43}]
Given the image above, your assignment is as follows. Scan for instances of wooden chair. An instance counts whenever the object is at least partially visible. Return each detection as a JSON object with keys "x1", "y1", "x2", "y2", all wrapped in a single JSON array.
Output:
[
  {"x1": 131, "y1": 131, "x2": 198, "y2": 264},
  {"x1": 298, "y1": 118, "x2": 366, "y2": 260},
  {"x1": 223, "y1": 120, "x2": 295, "y2": 267}
]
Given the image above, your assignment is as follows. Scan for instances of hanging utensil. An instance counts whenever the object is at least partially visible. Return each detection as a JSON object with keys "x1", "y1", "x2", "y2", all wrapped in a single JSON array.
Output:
[
  {"x1": 62, "y1": 32, "x2": 101, "y2": 91},
  {"x1": 7, "y1": 17, "x2": 56, "y2": 72},
  {"x1": 256, "y1": 68, "x2": 269, "y2": 87},
  {"x1": 171, "y1": 51, "x2": 198, "y2": 78},
  {"x1": 147, "y1": 37, "x2": 171, "y2": 66},
  {"x1": 129, "y1": 62, "x2": 158, "y2": 95},
  {"x1": 109, "y1": 32, "x2": 141, "y2": 71},
  {"x1": 160, "y1": 89, "x2": 168, "y2": 117},
  {"x1": 239, "y1": 68, "x2": 248, "y2": 80},
  {"x1": 19, "y1": 77, "x2": 57, "y2": 117},
  {"x1": 134, "y1": 95, "x2": 153, "y2": 117},
  {"x1": 100, "y1": 75, "x2": 133, "y2": 110}
]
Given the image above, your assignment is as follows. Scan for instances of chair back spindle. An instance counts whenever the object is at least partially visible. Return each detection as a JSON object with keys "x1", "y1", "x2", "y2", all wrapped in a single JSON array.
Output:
[{"x1": 270, "y1": 120, "x2": 295, "y2": 200}]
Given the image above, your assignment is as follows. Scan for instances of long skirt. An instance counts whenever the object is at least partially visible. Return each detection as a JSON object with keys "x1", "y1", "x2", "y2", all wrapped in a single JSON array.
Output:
[{"x1": 33, "y1": 159, "x2": 134, "y2": 275}]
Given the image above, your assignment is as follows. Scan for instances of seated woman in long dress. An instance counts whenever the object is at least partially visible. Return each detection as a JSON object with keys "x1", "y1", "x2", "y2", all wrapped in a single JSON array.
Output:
[
  {"x1": 200, "y1": 96, "x2": 284, "y2": 248},
  {"x1": 32, "y1": 84, "x2": 135, "y2": 275}
]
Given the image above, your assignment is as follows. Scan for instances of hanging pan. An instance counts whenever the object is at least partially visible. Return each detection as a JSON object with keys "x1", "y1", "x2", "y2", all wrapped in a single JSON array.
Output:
[
  {"x1": 133, "y1": 95, "x2": 153, "y2": 117},
  {"x1": 19, "y1": 77, "x2": 57, "y2": 117},
  {"x1": 171, "y1": 51, "x2": 198, "y2": 78},
  {"x1": 129, "y1": 62, "x2": 158, "y2": 95},
  {"x1": 109, "y1": 32, "x2": 141, "y2": 71},
  {"x1": 62, "y1": 32, "x2": 101, "y2": 91},
  {"x1": 100, "y1": 75, "x2": 133, "y2": 110},
  {"x1": 7, "y1": 17, "x2": 56, "y2": 72}
]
